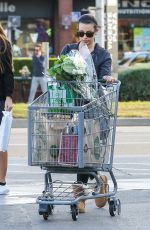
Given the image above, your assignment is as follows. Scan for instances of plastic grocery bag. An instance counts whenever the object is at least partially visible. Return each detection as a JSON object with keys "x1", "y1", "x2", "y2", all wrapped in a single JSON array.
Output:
[
  {"x1": 79, "y1": 44, "x2": 97, "y2": 82},
  {"x1": 0, "y1": 111, "x2": 13, "y2": 152}
]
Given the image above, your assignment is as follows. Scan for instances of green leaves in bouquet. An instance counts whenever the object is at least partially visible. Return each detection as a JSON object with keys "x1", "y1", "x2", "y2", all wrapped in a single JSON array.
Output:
[
  {"x1": 62, "y1": 57, "x2": 75, "y2": 75},
  {"x1": 48, "y1": 55, "x2": 65, "y2": 80},
  {"x1": 48, "y1": 53, "x2": 86, "y2": 81}
]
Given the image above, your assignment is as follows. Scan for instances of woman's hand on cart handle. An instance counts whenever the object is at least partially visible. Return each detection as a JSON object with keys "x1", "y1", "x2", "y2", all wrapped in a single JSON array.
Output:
[{"x1": 103, "y1": 75, "x2": 116, "y2": 83}]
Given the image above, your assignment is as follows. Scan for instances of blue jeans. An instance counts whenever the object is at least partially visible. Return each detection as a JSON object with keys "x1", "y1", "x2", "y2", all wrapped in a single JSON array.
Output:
[{"x1": 28, "y1": 76, "x2": 48, "y2": 103}]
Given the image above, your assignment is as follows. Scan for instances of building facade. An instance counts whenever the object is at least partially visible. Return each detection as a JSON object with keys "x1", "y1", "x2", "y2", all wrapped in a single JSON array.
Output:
[
  {"x1": 118, "y1": 0, "x2": 150, "y2": 58},
  {"x1": 0, "y1": 0, "x2": 94, "y2": 56},
  {"x1": 0, "y1": 0, "x2": 149, "y2": 58}
]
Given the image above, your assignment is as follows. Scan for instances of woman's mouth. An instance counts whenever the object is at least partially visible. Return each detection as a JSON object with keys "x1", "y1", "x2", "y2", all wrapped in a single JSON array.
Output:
[{"x1": 83, "y1": 40, "x2": 89, "y2": 43}]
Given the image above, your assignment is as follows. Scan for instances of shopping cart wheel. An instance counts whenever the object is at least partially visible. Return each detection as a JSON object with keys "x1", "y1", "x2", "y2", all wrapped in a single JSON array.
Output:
[
  {"x1": 43, "y1": 213, "x2": 49, "y2": 220},
  {"x1": 117, "y1": 199, "x2": 121, "y2": 215},
  {"x1": 39, "y1": 204, "x2": 54, "y2": 220},
  {"x1": 71, "y1": 204, "x2": 78, "y2": 221},
  {"x1": 109, "y1": 200, "x2": 117, "y2": 217}
]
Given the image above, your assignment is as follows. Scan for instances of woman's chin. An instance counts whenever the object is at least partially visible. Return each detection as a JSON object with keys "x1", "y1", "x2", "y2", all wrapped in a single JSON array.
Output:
[
  {"x1": 81, "y1": 41, "x2": 89, "y2": 46},
  {"x1": 83, "y1": 41, "x2": 89, "y2": 44}
]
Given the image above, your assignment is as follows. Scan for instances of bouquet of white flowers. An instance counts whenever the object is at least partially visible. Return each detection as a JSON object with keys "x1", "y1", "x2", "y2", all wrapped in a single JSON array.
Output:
[
  {"x1": 48, "y1": 45, "x2": 98, "y2": 100},
  {"x1": 48, "y1": 50, "x2": 90, "y2": 81}
]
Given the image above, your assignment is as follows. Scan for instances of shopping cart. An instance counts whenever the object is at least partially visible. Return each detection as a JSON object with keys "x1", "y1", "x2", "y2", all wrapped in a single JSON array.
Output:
[{"x1": 28, "y1": 80, "x2": 121, "y2": 221}]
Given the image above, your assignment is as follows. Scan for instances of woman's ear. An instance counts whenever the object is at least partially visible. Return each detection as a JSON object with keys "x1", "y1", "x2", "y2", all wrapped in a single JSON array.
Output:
[
  {"x1": 94, "y1": 26, "x2": 100, "y2": 36},
  {"x1": 96, "y1": 26, "x2": 101, "y2": 32}
]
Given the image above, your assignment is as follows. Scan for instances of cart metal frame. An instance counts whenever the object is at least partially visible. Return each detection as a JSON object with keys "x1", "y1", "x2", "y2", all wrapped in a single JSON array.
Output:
[{"x1": 28, "y1": 80, "x2": 121, "y2": 221}]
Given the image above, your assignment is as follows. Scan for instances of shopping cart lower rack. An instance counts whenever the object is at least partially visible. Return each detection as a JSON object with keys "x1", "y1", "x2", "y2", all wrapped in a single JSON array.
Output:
[{"x1": 28, "y1": 80, "x2": 121, "y2": 221}]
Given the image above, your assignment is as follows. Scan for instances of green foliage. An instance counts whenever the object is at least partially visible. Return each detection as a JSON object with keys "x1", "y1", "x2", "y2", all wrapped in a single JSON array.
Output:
[
  {"x1": 48, "y1": 55, "x2": 68, "y2": 80},
  {"x1": 48, "y1": 53, "x2": 87, "y2": 81},
  {"x1": 13, "y1": 57, "x2": 56, "y2": 76},
  {"x1": 13, "y1": 57, "x2": 32, "y2": 76},
  {"x1": 118, "y1": 64, "x2": 150, "y2": 101}
]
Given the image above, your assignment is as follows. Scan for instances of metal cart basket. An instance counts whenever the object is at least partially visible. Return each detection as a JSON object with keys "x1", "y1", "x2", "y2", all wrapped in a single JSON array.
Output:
[{"x1": 28, "y1": 80, "x2": 121, "y2": 221}]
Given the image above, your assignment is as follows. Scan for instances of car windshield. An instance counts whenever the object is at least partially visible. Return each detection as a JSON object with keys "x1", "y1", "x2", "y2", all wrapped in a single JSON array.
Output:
[{"x1": 118, "y1": 57, "x2": 131, "y2": 65}]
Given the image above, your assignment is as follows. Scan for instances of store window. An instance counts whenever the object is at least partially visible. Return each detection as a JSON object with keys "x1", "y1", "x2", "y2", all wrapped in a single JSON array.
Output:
[
  {"x1": 1, "y1": 18, "x2": 52, "y2": 57},
  {"x1": 0, "y1": 0, "x2": 54, "y2": 57},
  {"x1": 11, "y1": 18, "x2": 52, "y2": 57},
  {"x1": 118, "y1": 18, "x2": 150, "y2": 59}
]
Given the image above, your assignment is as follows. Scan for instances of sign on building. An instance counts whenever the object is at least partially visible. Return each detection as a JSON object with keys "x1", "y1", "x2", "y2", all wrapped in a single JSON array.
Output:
[
  {"x1": 8, "y1": 15, "x2": 21, "y2": 28},
  {"x1": 118, "y1": 0, "x2": 150, "y2": 18},
  {"x1": 105, "y1": 0, "x2": 118, "y2": 76}
]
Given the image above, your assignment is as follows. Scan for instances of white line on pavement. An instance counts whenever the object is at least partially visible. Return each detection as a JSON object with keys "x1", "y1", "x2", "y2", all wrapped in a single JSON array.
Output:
[
  {"x1": 9, "y1": 144, "x2": 27, "y2": 146},
  {"x1": 0, "y1": 178, "x2": 150, "y2": 205}
]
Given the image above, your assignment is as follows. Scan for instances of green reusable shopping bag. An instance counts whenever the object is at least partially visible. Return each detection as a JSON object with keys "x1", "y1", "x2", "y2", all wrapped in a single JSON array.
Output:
[{"x1": 48, "y1": 82, "x2": 74, "y2": 113}]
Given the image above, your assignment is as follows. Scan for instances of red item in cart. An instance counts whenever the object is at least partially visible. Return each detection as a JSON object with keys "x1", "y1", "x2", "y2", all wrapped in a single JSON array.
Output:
[{"x1": 59, "y1": 134, "x2": 78, "y2": 164}]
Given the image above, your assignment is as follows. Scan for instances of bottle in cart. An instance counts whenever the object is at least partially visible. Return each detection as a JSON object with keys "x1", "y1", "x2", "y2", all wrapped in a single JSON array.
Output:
[
  {"x1": 73, "y1": 124, "x2": 78, "y2": 135},
  {"x1": 66, "y1": 123, "x2": 69, "y2": 134}
]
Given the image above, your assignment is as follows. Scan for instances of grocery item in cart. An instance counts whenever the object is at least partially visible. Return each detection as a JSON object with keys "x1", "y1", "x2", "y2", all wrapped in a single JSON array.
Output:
[
  {"x1": 59, "y1": 133, "x2": 78, "y2": 165},
  {"x1": 32, "y1": 112, "x2": 72, "y2": 163},
  {"x1": 84, "y1": 119, "x2": 108, "y2": 166},
  {"x1": 48, "y1": 82, "x2": 74, "y2": 108}
]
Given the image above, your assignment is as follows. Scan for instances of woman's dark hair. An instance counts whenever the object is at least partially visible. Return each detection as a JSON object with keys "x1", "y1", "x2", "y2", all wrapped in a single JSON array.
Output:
[{"x1": 78, "y1": 14, "x2": 98, "y2": 30}]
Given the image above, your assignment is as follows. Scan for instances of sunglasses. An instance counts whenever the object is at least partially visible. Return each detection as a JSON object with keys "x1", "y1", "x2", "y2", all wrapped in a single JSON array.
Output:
[{"x1": 76, "y1": 31, "x2": 95, "y2": 38}]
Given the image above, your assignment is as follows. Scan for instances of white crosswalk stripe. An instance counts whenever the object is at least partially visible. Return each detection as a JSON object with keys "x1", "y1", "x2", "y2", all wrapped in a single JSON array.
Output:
[{"x1": 0, "y1": 157, "x2": 150, "y2": 205}]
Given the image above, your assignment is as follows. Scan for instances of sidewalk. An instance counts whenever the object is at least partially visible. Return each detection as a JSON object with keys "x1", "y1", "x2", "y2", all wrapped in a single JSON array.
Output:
[{"x1": 12, "y1": 118, "x2": 150, "y2": 128}]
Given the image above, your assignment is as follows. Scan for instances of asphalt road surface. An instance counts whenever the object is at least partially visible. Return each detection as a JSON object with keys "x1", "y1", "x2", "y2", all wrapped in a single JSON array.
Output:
[{"x1": 0, "y1": 126, "x2": 150, "y2": 230}]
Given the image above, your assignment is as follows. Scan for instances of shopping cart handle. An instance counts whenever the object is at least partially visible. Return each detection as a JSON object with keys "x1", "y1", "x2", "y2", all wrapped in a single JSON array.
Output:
[{"x1": 99, "y1": 79, "x2": 121, "y2": 86}]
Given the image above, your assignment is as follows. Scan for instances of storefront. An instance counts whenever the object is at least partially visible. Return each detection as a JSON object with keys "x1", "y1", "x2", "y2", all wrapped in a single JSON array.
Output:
[
  {"x1": 118, "y1": 0, "x2": 150, "y2": 58},
  {"x1": 2, "y1": 0, "x2": 149, "y2": 60},
  {"x1": 0, "y1": 0, "x2": 54, "y2": 56},
  {"x1": 0, "y1": 0, "x2": 96, "y2": 57}
]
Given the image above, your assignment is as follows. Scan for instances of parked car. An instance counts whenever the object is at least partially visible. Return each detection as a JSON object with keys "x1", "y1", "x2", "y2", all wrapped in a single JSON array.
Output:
[{"x1": 118, "y1": 51, "x2": 150, "y2": 72}]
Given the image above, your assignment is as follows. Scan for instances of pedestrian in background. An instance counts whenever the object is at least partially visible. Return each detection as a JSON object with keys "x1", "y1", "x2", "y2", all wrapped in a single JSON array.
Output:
[
  {"x1": 0, "y1": 24, "x2": 14, "y2": 195},
  {"x1": 61, "y1": 13, "x2": 116, "y2": 213},
  {"x1": 28, "y1": 44, "x2": 47, "y2": 103}
]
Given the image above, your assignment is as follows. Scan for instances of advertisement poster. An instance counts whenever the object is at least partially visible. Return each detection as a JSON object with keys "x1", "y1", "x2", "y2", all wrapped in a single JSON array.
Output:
[{"x1": 134, "y1": 27, "x2": 150, "y2": 51}]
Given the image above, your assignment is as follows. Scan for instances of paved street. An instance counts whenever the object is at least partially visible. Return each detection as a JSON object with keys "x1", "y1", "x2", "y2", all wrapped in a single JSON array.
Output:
[{"x1": 0, "y1": 126, "x2": 150, "y2": 229}]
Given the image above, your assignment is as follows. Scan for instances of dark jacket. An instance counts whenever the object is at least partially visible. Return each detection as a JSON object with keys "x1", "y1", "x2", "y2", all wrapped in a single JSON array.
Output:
[
  {"x1": 60, "y1": 43, "x2": 112, "y2": 81},
  {"x1": 32, "y1": 55, "x2": 44, "y2": 77},
  {"x1": 0, "y1": 41, "x2": 14, "y2": 100}
]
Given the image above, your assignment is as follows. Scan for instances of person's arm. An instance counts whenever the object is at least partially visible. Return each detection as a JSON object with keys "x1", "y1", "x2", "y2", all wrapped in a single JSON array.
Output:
[
  {"x1": 99, "y1": 51, "x2": 112, "y2": 77},
  {"x1": 3, "y1": 43, "x2": 14, "y2": 111},
  {"x1": 96, "y1": 49, "x2": 116, "y2": 83}
]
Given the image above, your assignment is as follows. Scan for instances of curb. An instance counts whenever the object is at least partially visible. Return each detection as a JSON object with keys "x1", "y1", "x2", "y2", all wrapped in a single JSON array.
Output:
[
  {"x1": 117, "y1": 118, "x2": 150, "y2": 126},
  {"x1": 12, "y1": 118, "x2": 150, "y2": 128}
]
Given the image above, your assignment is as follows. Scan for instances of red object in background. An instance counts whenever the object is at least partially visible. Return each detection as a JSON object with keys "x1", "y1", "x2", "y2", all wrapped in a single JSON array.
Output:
[{"x1": 59, "y1": 135, "x2": 78, "y2": 164}]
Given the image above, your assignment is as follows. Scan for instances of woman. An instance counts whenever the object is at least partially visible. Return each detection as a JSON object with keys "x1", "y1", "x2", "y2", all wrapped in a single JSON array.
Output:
[
  {"x1": 0, "y1": 24, "x2": 14, "y2": 195},
  {"x1": 61, "y1": 14, "x2": 115, "y2": 83},
  {"x1": 61, "y1": 14, "x2": 116, "y2": 212}
]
